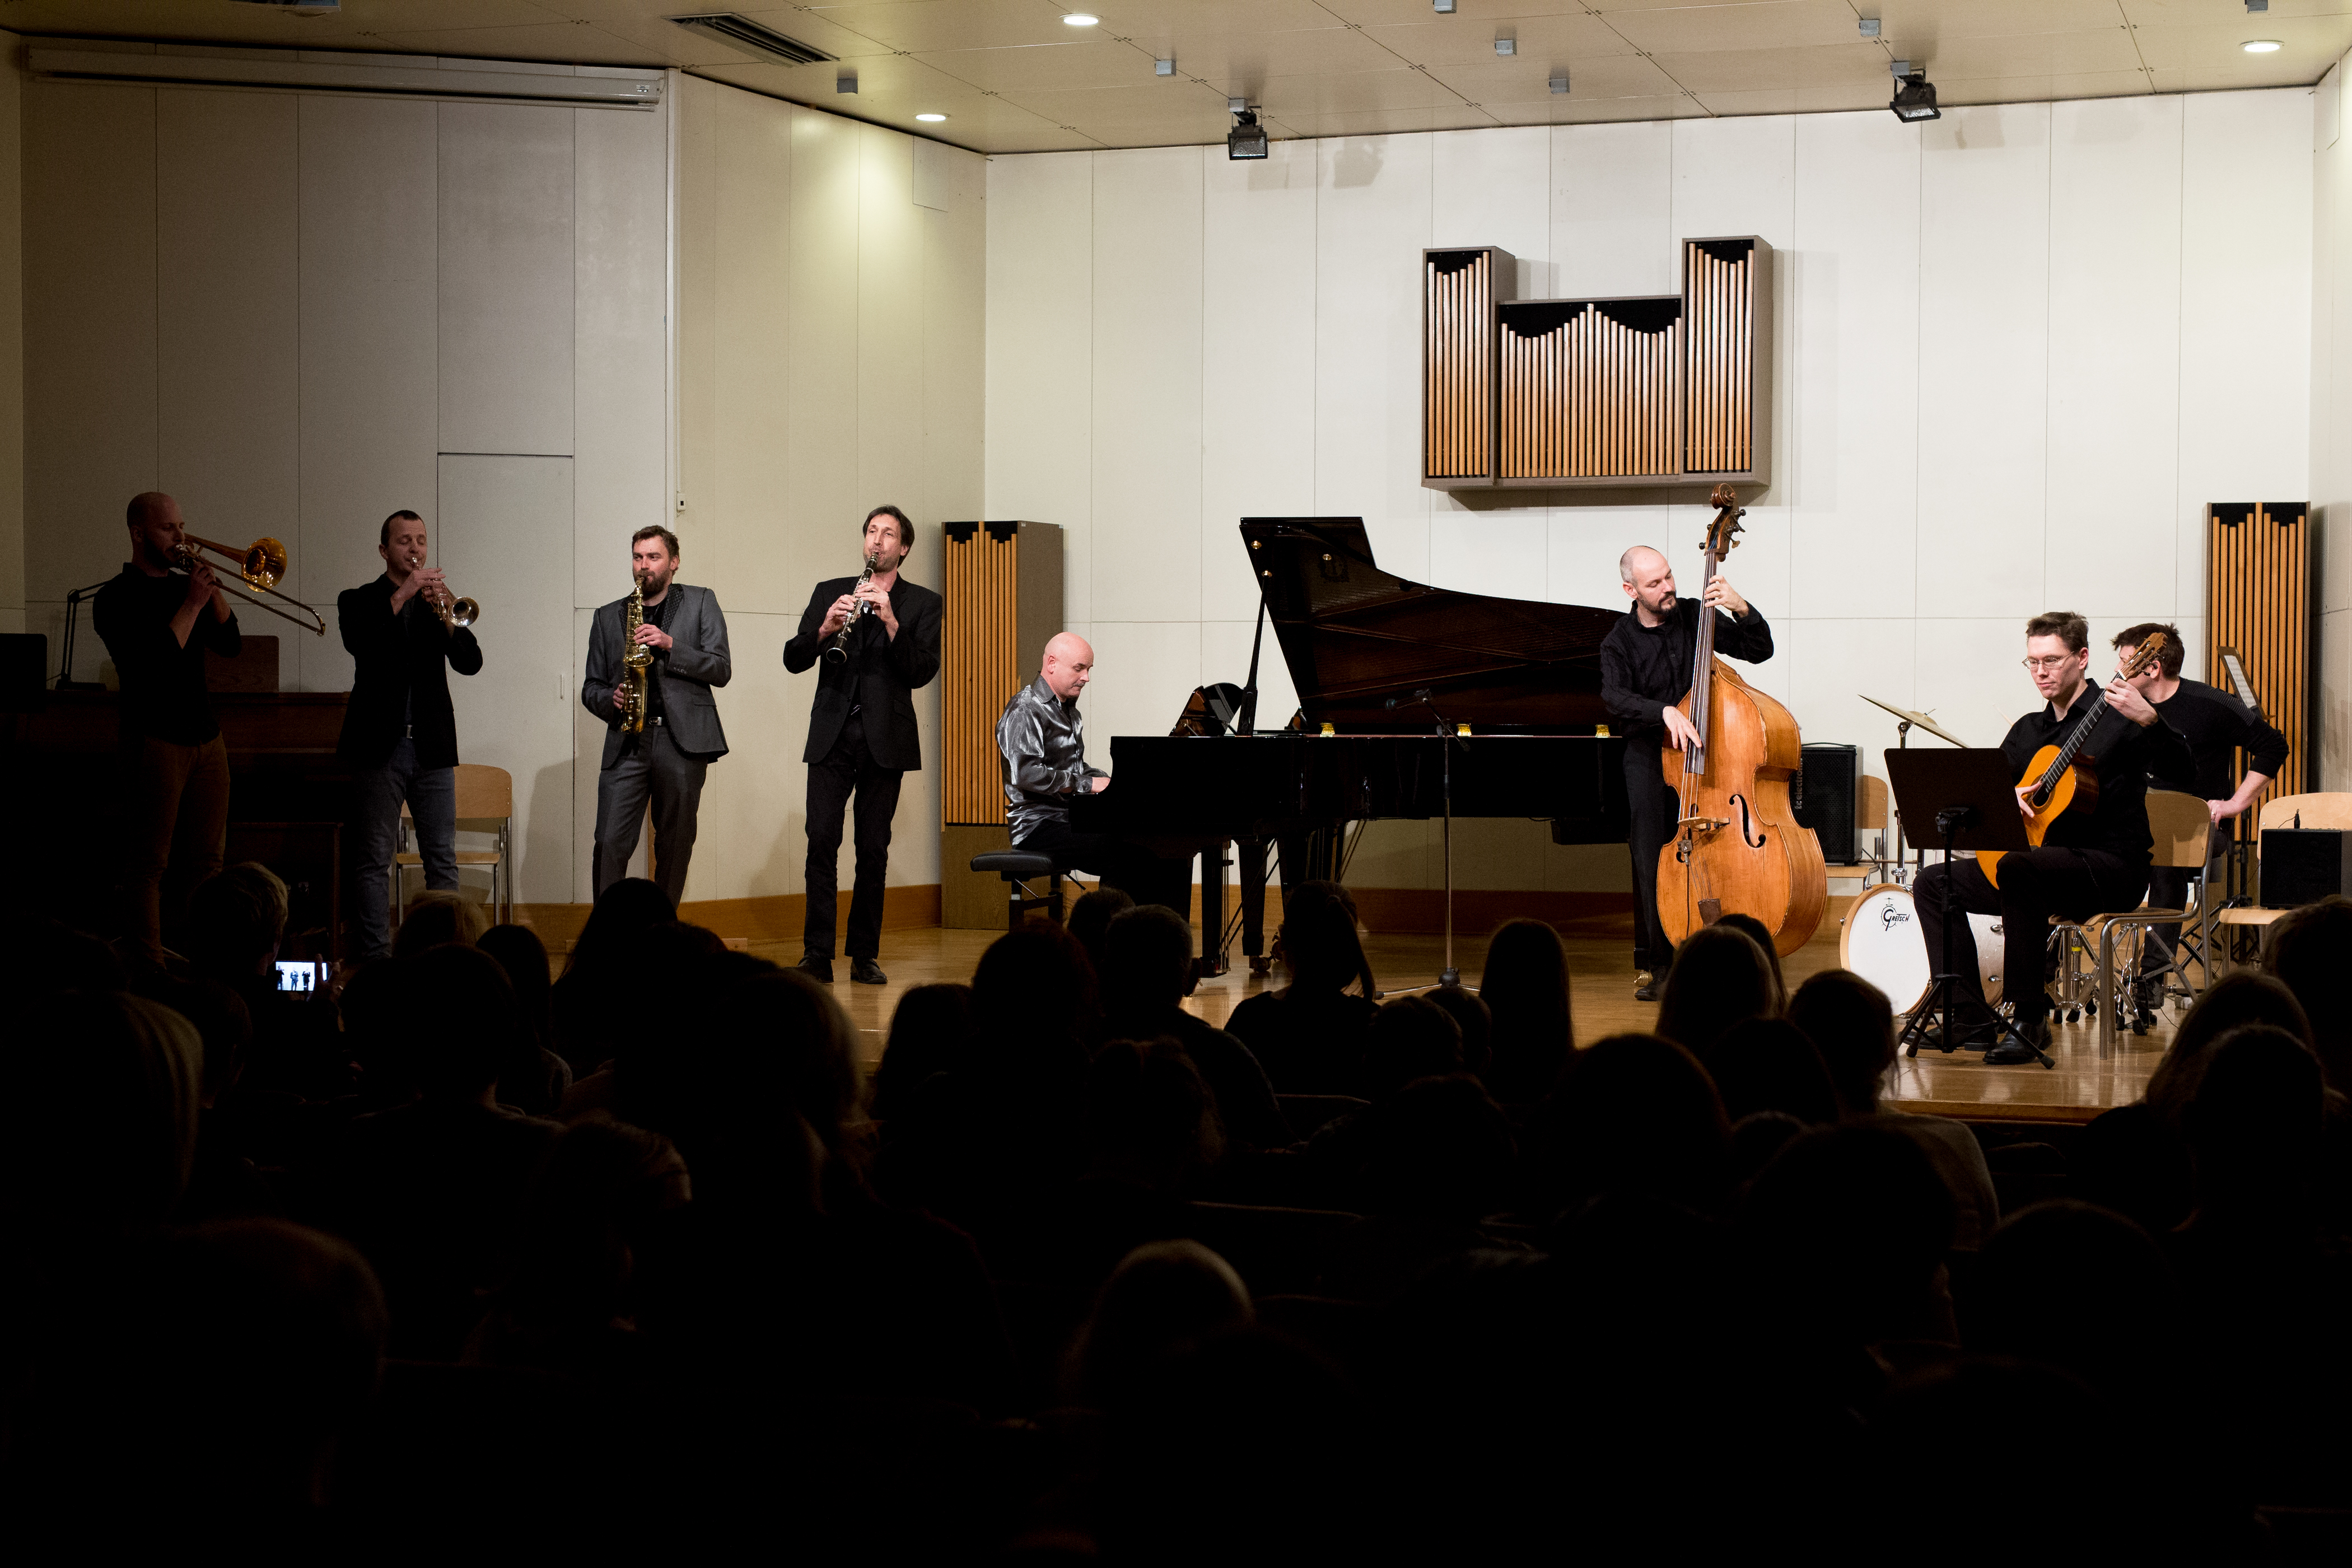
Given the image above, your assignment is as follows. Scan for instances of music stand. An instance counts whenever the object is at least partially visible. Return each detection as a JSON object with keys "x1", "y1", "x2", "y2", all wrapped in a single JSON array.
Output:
[{"x1": 1883, "y1": 748, "x2": 2050, "y2": 1069}]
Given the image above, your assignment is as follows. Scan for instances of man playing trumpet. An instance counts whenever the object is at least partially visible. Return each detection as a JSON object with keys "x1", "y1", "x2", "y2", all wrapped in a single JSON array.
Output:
[
  {"x1": 94, "y1": 491, "x2": 242, "y2": 959},
  {"x1": 584, "y1": 525, "x2": 733, "y2": 908},
  {"x1": 338, "y1": 509, "x2": 484, "y2": 962}
]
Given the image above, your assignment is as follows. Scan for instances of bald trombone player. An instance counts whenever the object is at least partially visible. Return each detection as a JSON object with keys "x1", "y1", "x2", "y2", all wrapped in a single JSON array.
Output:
[
  {"x1": 998, "y1": 633, "x2": 1191, "y2": 914},
  {"x1": 1598, "y1": 543, "x2": 1775, "y2": 1001}
]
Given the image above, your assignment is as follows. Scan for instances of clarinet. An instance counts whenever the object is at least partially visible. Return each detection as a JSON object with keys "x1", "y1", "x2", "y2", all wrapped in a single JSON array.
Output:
[{"x1": 823, "y1": 553, "x2": 880, "y2": 665}]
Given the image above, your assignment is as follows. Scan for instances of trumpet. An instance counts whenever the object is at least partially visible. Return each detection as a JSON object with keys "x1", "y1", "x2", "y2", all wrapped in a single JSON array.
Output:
[
  {"x1": 172, "y1": 532, "x2": 326, "y2": 637},
  {"x1": 822, "y1": 553, "x2": 880, "y2": 665},
  {"x1": 404, "y1": 550, "x2": 480, "y2": 632}
]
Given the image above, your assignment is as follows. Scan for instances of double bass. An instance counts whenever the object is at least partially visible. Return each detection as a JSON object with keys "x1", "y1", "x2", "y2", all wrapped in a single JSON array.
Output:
[{"x1": 1655, "y1": 486, "x2": 1826, "y2": 957}]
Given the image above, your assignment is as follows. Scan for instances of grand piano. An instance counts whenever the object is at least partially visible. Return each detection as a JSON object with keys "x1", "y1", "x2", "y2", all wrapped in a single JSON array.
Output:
[{"x1": 1071, "y1": 517, "x2": 1631, "y2": 971}]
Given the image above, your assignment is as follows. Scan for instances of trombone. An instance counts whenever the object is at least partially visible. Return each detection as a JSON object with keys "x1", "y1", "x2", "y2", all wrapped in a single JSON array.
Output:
[
  {"x1": 404, "y1": 549, "x2": 480, "y2": 632},
  {"x1": 172, "y1": 533, "x2": 326, "y2": 637}
]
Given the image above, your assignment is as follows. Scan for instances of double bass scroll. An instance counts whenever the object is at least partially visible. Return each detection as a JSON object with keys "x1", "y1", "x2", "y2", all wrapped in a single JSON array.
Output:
[{"x1": 1655, "y1": 484, "x2": 1826, "y2": 957}]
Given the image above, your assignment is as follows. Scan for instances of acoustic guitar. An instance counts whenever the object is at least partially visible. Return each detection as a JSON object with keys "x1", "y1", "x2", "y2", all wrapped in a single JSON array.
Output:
[{"x1": 1975, "y1": 631, "x2": 2170, "y2": 890}]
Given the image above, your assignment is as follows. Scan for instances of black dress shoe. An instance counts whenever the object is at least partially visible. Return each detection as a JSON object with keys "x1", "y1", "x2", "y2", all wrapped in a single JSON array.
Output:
[
  {"x1": 796, "y1": 954, "x2": 834, "y2": 983},
  {"x1": 1983, "y1": 1016, "x2": 2052, "y2": 1067},
  {"x1": 1634, "y1": 970, "x2": 1659, "y2": 1002},
  {"x1": 851, "y1": 958, "x2": 888, "y2": 986}
]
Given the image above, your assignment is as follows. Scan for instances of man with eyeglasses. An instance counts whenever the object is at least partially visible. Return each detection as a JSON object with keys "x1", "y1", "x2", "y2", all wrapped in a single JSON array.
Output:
[{"x1": 1912, "y1": 610, "x2": 2194, "y2": 1063}]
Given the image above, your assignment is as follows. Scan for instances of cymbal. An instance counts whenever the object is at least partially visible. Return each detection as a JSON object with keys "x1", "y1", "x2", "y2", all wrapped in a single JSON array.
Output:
[{"x1": 1859, "y1": 694, "x2": 1968, "y2": 748}]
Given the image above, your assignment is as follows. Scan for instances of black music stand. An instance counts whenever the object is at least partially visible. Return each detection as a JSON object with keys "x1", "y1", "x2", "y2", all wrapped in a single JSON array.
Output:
[{"x1": 1884, "y1": 748, "x2": 2049, "y2": 1069}]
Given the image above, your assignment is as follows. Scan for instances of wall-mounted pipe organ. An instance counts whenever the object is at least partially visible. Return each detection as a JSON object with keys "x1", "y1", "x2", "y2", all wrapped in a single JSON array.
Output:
[
  {"x1": 1424, "y1": 236, "x2": 1772, "y2": 491},
  {"x1": 2204, "y1": 501, "x2": 2313, "y2": 806}
]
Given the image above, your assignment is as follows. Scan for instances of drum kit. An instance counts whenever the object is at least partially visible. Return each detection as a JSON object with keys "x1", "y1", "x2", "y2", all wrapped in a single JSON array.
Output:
[{"x1": 1838, "y1": 696, "x2": 2001, "y2": 1019}]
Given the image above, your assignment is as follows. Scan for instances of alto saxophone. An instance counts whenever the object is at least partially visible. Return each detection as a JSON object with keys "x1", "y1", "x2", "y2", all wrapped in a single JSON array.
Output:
[
  {"x1": 823, "y1": 553, "x2": 881, "y2": 665},
  {"x1": 619, "y1": 568, "x2": 652, "y2": 734}
]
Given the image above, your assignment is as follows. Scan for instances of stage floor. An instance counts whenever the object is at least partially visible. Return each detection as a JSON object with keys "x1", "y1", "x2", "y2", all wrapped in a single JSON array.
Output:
[{"x1": 756, "y1": 903, "x2": 2181, "y2": 1126}]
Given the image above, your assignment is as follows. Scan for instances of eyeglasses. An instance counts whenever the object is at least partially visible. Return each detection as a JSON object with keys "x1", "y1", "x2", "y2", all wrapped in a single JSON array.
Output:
[{"x1": 2020, "y1": 656, "x2": 2078, "y2": 673}]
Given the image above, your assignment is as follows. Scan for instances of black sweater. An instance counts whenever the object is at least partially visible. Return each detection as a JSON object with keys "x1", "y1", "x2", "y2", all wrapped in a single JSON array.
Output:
[
  {"x1": 92, "y1": 566, "x2": 241, "y2": 745},
  {"x1": 2000, "y1": 688, "x2": 2197, "y2": 866},
  {"x1": 1598, "y1": 596, "x2": 1774, "y2": 742},
  {"x1": 2148, "y1": 678, "x2": 2288, "y2": 800}
]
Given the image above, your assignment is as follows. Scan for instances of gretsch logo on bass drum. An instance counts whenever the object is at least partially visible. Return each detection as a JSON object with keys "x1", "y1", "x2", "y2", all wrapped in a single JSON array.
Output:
[{"x1": 1880, "y1": 904, "x2": 1911, "y2": 932}]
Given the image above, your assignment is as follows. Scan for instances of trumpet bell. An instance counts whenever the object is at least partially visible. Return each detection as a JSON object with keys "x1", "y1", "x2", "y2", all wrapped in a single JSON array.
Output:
[{"x1": 448, "y1": 597, "x2": 479, "y2": 629}]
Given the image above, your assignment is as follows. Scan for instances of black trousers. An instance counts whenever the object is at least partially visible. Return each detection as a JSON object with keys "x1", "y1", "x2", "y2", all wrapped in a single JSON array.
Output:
[
  {"x1": 1915, "y1": 846, "x2": 2146, "y2": 1025},
  {"x1": 805, "y1": 713, "x2": 904, "y2": 959},
  {"x1": 593, "y1": 721, "x2": 711, "y2": 910},
  {"x1": 1016, "y1": 820, "x2": 1193, "y2": 917},
  {"x1": 2139, "y1": 833, "x2": 2226, "y2": 980},
  {"x1": 1625, "y1": 738, "x2": 1680, "y2": 973}
]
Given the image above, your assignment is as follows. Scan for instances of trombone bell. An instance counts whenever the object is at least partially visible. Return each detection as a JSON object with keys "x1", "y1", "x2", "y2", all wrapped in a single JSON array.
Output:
[{"x1": 175, "y1": 531, "x2": 325, "y2": 636}]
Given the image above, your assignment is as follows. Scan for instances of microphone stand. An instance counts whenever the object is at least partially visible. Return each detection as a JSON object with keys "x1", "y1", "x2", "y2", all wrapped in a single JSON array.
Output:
[{"x1": 1386, "y1": 688, "x2": 1471, "y2": 988}]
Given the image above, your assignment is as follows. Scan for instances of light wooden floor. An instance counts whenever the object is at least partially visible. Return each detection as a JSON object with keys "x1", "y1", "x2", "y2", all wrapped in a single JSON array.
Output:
[{"x1": 757, "y1": 900, "x2": 2183, "y2": 1126}]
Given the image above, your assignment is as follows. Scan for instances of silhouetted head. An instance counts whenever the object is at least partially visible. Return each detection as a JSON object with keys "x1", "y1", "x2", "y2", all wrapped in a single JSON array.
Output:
[
  {"x1": 186, "y1": 861, "x2": 290, "y2": 979},
  {"x1": 393, "y1": 889, "x2": 484, "y2": 957},
  {"x1": 1278, "y1": 882, "x2": 1375, "y2": 997},
  {"x1": 2263, "y1": 894, "x2": 2352, "y2": 1090},
  {"x1": 1697, "y1": 1016, "x2": 1839, "y2": 1126},
  {"x1": 4, "y1": 993, "x2": 202, "y2": 1248},
  {"x1": 1066, "y1": 886, "x2": 1135, "y2": 978},
  {"x1": 1083, "y1": 1038, "x2": 1224, "y2": 1193},
  {"x1": 1359, "y1": 1074, "x2": 1515, "y2": 1217},
  {"x1": 489, "y1": 1116, "x2": 690, "y2": 1345},
  {"x1": 1971, "y1": 1200, "x2": 2173, "y2": 1398},
  {"x1": 1655, "y1": 923, "x2": 1777, "y2": 1055},
  {"x1": 2185, "y1": 1024, "x2": 2327, "y2": 1215},
  {"x1": 476, "y1": 925, "x2": 554, "y2": 1044},
  {"x1": 1787, "y1": 968, "x2": 1898, "y2": 1116},
  {"x1": 869, "y1": 981, "x2": 972, "y2": 1121},
  {"x1": 1424, "y1": 984, "x2": 1492, "y2": 1078},
  {"x1": 1740, "y1": 1122, "x2": 1954, "y2": 1350},
  {"x1": 1544, "y1": 1032, "x2": 1731, "y2": 1215},
  {"x1": 563, "y1": 878, "x2": 676, "y2": 974},
  {"x1": 1102, "y1": 904, "x2": 1197, "y2": 1016},
  {"x1": 1062, "y1": 1239, "x2": 1250, "y2": 1411},
  {"x1": 1477, "y1": 917, "x2": 1574, "y2": 1103},
  {"x1": 2145, "y1": 970, "x2": 2311, "y2": 1135},
  {"x1": 970, "y1": 922, "x2": 1096, "y2": 1077},
  {"x1": 398, "y1": 945, "x2": 520, "y2": 1101},
  {"x1": 1360, "y1": 995, "x2": 1463, "y2": 1100},
  {"x1": 1712, "y1": 912, "x2": 1785, "y2": 1009}
]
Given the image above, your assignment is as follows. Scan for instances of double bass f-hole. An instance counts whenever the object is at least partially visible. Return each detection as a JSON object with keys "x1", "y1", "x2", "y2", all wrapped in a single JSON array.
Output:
[{"x1": 1730, "y1": 792, "x2": 1766, "y2": 849}]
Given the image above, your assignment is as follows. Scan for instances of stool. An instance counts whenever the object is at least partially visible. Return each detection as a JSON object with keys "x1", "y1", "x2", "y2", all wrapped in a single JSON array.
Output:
[{"x1": 971, "y1": 850, "x2": 1065, "y2": 931}]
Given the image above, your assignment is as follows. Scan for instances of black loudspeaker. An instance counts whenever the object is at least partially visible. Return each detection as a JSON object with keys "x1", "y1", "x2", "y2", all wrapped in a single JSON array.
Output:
[
  {"x1": 2260, "y1": 828, "x2": 2352, "y2": 908},
  {"x1": 1794, "y1": 742, "x2": 1858, "y2": 864}
]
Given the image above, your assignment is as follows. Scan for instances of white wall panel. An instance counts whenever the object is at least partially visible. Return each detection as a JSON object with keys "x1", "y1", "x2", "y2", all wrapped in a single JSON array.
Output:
[
  {"x1": 438, "y1": 102, "x2": 575, "y2": 458},
  {"x1": 24, "y1": 81, "x2": 156, "y2": 624},
  {"x1": 157, "y1": 89, "x2": 299, "y2": 645},
  {"x1": 698, "y1": 86, "x2": 792, "y2": 615},
  {"x1": 984, "y1": 151, "x2": 1094, "y2": 620},
  {"x1": 1781, "y1": 615, "x2": 1917, "y2": 794},
  {"x1": 688, "y1": 609, "x2": 806, "y2": 900},
  {"x1": 920, "y1": 146, "x2": 987, "y2": 532},
  {"x1": 441, "y1": 454, "x2": 575, "y2": 903},
  {"x1": 1091, "y1": 145, "x2": 1205, "y2": 625},
  {"x1": 1085, "y1": 620, "x2": 1201, "y2": 774},
  {"x1": 2046, "y1": 96, "x2": 2182, "y2": 621},
  {"x1": 1917, "y1": 104, "x2": 2052, "y2": 622},
  {"x1": 573, "y1": 102, "x2": 670, "y2": 606},
  {"x1": 297, "y1": 94, "x2": 437, "y2": 666},
  {"x1": 1788, "y1": 113, "x2": 1920, "y2": 622},
  {"x1": 786, "y1": 107, "x2": 862, "y2": 604},
  {"x1": 1551, "y1": 120, "x2": 1674, "y2": 299},
  {"x1": 1315, "y1": 133, "x2": 1431, "y2": 580},
  {"x1": 1203, "y1": 139, "x2": 1316, "y2": 622},
  {"x1": 674, "y1": 77, "x2": 718, "y2": 603},
  {"x1": 859, "y1": 125, "x2": 926, "y2": 535},
  {"x1": 1433, "y1": 126, "x2": 1548, "y2": 294}
]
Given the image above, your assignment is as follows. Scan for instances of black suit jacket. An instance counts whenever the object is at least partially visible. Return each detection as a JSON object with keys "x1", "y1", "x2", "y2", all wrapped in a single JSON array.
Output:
[
  {"x1": 335, "y1": 576, "x2": 484, "y2": 769},
  {"x1": 783, "y1": 575, "x2": 941, "y2": 771},
  {"x1": 580, "y1": 583, "x2": 732, "y2": 770}
]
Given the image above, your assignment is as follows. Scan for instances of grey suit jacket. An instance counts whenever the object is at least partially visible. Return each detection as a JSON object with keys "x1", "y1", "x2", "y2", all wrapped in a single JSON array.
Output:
[{"x1": 581, "y1": 582, "x2": 731, "y2": 769}]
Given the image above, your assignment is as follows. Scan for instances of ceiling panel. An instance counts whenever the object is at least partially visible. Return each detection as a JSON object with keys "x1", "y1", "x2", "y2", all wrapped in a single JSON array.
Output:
[
  {"x1": 1144, "y1": 25, "x2": 1408, "y2": 85},
  {"x1": 2129, "y1": 17, "x2": 2352, "y2": 71},
  {"x1": 1271, "y1": 103, "x2": 1495, "y2": 138},
  {"x1": 1870, "y1": 0, "x2": 2151, "y2": 43},
  {"x1": 916, "y1": 40, "x2": 1164, "y2": 92},
  {"x1": 1483, "y1": 92, "x2": 1708, "y2": 126},
  {"x1": 1648, "y1": 41, "x2": 1902, "y2": 94},
  {"x1": 1690, "y1": 82, "x2": 1901, "y2": 117},
  {"x1": 1256, "y1": 66, "x2": 1462, "y2": 116},
  {"x1": 1606, "y1": 0, "x2": 1877, "y2": 54},
  {"x1": 1917, "y1": 27, "x2": 2145, "y2": 80},
  {"x1": 547, "y1": 3, "x2": 896, "y2": 61},
  {"x1": 998, "y1": 82, "x2": 1236, "y2": 129},
  {"x1": 1425, "y1": 55, "x2": 1679, "y2": 105},
  {"x1": 799, "y1": 0, "x2": 1081, "y2": 54},
  {"x1": 1364, "y1": 13, "x2": 1635, "y2": 68},
  {"x1": 363, "y1": 22, "x2": 668, "y2": 67},
  {"x1": 1932, "y1": 69, "x2": 2156, "y2": 107}
]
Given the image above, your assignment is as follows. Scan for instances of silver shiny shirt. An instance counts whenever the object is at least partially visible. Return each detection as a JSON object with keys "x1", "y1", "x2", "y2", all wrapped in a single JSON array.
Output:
[{"x1": 998, "y1": 674, "x2": 1108, "y2": 842}]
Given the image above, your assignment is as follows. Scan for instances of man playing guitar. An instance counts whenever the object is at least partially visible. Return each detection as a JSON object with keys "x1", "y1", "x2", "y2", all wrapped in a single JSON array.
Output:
[{"x1": 1913, "y1": 611, "x2": 2195, "y2": 1063}]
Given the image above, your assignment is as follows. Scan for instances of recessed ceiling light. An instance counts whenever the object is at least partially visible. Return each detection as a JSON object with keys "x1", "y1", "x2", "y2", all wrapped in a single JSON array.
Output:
[
  {"x1": 916, "y1": 112, "x2": 946, "y2": 122},
  {"x1": 2243, "y1": 39, "x2": 2283, "y2": 53},
  {"x1": 1063, "y1": 12, "x2": 1098, "y2": 24}
]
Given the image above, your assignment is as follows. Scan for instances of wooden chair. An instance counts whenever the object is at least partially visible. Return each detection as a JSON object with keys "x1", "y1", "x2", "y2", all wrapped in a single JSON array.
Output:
[
  {"x1": 393, "y1": 763, "x2": 515, "y2": 928},
  {"x1": 2047, "y1": 790, "x2": 2208, "y2": 1060},
  {"x1": 2212, "y1": 792, "x2": 2352, "y2": 963}
]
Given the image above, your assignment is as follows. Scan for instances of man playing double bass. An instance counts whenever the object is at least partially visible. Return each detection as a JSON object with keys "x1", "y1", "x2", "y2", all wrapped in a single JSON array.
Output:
[
  {"x1": 1599, "y1": 544, "x2": 1773, "y2": 1001},
  {"x1": 1914, "y1": 611, "x2": 2195, "y2": 1064}
]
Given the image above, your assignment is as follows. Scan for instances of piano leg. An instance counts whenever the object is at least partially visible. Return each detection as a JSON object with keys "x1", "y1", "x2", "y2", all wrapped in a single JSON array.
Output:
[
  {"x1": 1197, "y1": 840, "x2": 1230, "y2": 979},
  {"x1": 1240, "y1": 838, "x2": 1269, "y2": 976}
]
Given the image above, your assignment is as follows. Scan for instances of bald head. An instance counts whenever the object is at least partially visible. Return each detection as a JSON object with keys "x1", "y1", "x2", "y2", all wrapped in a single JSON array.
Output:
[
  {"x1": 1043, "y1": 632, "x2": 1096, "y2": 701},
  {"x1": 1620, "y1": 545, "x2": 1677, "y2": 624},
  {"x1": 125, "y1": 492, "x2": 186, "y2": 574}
]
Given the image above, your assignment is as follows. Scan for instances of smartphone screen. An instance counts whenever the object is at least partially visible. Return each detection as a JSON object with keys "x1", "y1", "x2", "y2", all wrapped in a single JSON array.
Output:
[{"x1": 275, "y1": 960, "x2": 320, "y2": 993}]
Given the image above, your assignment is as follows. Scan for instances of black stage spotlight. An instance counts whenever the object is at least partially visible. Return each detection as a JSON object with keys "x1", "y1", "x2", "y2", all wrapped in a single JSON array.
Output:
[
  {"x1": 1228, "y1": 106, "x2": 1268, "y2": 160},
  {"x1": 1889, "y1": 69, "x2": 1939, "y2": 123}
]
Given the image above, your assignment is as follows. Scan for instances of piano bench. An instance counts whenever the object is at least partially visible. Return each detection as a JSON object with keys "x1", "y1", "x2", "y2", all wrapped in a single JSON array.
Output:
[{"x1": 970, "y1": 850, "x2": 1065, "y2": 931}]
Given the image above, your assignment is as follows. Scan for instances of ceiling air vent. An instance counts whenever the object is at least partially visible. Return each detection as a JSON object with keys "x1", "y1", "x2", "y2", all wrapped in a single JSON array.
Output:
[{"x1": 671, "y1": 14, "x2": 838, "y2": 68}]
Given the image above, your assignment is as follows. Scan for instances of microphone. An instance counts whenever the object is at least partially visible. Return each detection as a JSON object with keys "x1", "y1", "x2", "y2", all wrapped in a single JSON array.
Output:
[{"x1": 1383, "y1": 687, "x2": 1431, "y2": 710}]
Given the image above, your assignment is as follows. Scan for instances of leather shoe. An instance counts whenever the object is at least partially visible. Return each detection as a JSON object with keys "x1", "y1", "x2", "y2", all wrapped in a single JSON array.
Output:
[
  {"x1": 851, "y1": 958, "x2": 888, "y2": 986},
  {"x1": 1983, "y1": 1016, "x2": 2052, "y2": 1067},
  {"x1": 1634, "y1": 970, "x2": 1659, "y2": 1002},
  {"x1": 796, "y1": 954, "x2": 834, "y2": 983}
]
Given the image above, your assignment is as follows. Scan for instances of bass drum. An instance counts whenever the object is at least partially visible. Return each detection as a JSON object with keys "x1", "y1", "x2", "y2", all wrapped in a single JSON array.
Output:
[{"x1": 1836, "y1": 884, "x2": 2006, "y2": 1015}]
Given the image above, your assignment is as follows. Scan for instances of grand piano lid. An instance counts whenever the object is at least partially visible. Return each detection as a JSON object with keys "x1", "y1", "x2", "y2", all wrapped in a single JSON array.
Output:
[{"x1": 1239, "y1": 517, "x2": 1623, "y2": 733}]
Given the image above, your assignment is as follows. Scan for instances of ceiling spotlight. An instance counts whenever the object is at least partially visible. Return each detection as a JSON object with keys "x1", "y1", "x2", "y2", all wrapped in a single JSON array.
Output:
[
  {"x1": 2242, "y1": 39, "x2": 2283, "y2": 53},
  {"x1": 1889, "y1": 68, "x2": 1939, "y2": 123},
  {"x1": 837, "y1": 71, "x2": 857, "y2": 94},
  {"x1": 1063, "y1": 12, "x2": 1098, "y2": 24},
  {"x1": 1858, "y1": 16, "x2": 1880, "y2": 38},
  {"x1": 2246, "y1": 0, "x2": 2268, "y2": 12},
  {"x1": 916, "y1": 112, "x2": 946, "y2": 122},
  {"x1": 1156, "y1": 58, "x2": 1174, "y2": 76},
  {"x1": 1549, "y1": 69, "x2": 1569, "y2": 95},
  {"x1": 1435, "y1": 0, "x2": 1456, "y2": 12},
  {"x1": 1495, "y1": 37, "x2": 1515, "y2": 57},
  {"x1": 1228, "y1": 106, "x2": 1268, "y2": 161}
]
